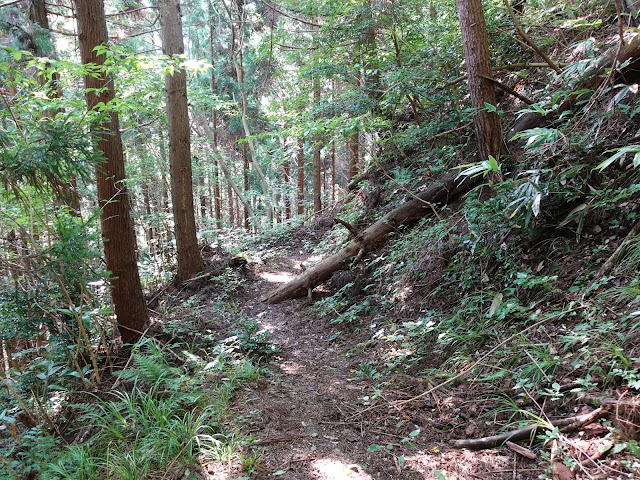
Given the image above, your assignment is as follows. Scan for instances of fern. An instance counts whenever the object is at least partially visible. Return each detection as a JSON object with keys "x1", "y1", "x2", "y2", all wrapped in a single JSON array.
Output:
[{"x1": 115, "y1": 351, "x2": 183, "y2": 390}]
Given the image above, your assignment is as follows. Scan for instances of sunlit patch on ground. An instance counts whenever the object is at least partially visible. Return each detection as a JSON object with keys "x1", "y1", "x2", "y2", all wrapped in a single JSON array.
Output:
[
  {"x1": 405, "y1": 449, "x2": 521, "y2": 479},
  {"x1": 202, "y1": 461, "x2": 238, "y2": 479},
  {"x1": 258, "y1": 271, "x2": 295, "y2": 284},
  {"x1": 311, "y1": 457, "x2": 374, "y2": 479},
  {"x1": 280, "y1": 359, "x2": 305, "y2": 374}
]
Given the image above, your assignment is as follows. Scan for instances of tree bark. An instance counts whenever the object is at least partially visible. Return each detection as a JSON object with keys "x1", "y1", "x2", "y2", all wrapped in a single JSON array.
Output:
[
  {"x1": 208, "y1": 1, "x2": 223, "y2": 229},
  {"x1": 297, "y1": 137, "x2": 305, "y2": 215},
  {"x1": 261, "y1": 170, "x2": 482, "y2": 303},
  {"x1": 159, "y1": 0, "x2": 204, "y2": 283},
  {"x1": 312, "y1": 133, "x2": 322, "y2": 215},
  {"x1": 76, "y1": 0, "x2": 148, "y2": 342},
  {"x1": 348, "y1": 134, "x2": 359, "y2": 181},
  {"x1": 29, "y1": 0, "x2": 81, "y2": 214},
  {"x1": 283, "y1": 136, "x2": 292, "y2": 220},
  {"x1": 243, "y1": 142, "x2": 250, "y2": 231},
  {"x1": 455, "y1": 0, "x2": 502, "y2": 161},
  {"x1": 331, "y1": 140, "x2": 336, "y2": 203}
]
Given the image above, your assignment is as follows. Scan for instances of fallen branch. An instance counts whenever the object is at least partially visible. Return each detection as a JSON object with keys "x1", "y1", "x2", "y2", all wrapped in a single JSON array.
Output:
[
  {"x1": 508, "y1": 32, "x2": 640, "y2": 139},
  {"x1": 450, "y1": 406, "x2": 609, "y2": 450},
  {"x1": 333, "y1": 217, "x2": 359, "y2": 237},
  {"x1": 502, "y1": 0, "x2": 562, "y2": 73},
  {"x1": 506, "y1": 441, "x2": 537, "y2": 459},
  {"x1": 261, "y1": 169, "x2": 482, "y2": 303},
  {"x1": 587, "y1": 220, "x2": 640, "y2": 289},
  {"x1": 479, "y1": 74, "x2": 535, "y2": 105},
  {"x1": 348, "y1": 306, "x2": 586, "y2": 419}
]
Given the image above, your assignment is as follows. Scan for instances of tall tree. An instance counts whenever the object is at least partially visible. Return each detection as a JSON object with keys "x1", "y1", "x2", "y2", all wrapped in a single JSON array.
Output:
[
  {"x1": 159, "y1": 0, "x2": 204, "y2": 283},
  {"x1": 455, "y1": 0, "x2": 502, "y2": 162},
  {"x1": 297, "y1": 138, "x2": 305, "y2": 215},
  {"x1": 75, "y1": 0, "x2": 148, "y2": 343}
]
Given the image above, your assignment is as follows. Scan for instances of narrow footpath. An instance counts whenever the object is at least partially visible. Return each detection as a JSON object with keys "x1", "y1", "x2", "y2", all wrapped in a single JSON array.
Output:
[{"x1": 204, "y1": 253, "x2": 535, "y2": 480}]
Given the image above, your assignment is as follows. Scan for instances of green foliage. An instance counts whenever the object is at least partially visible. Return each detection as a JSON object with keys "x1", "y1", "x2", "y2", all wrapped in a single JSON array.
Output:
[{"x1": 230, "y1": 317, "x2": 280, "y2": 359}]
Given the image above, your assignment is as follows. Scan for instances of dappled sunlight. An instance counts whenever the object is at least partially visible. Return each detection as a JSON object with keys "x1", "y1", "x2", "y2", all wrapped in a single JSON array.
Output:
[
  {"x1": 311, "y1": 457, "x2": 373, "y2": 480},
  {"x1": 258, "y1": 270, "x2": 296, "y2": 284},
  {"x1": 201, "y1": 461, "x2": 237, "y2": 480},
  {"x1": 404, "y1": 448, "x2": 515, "y2": 479},
  {"x1": 279, "y1": 359, "x2": 305, "y2": 374}
]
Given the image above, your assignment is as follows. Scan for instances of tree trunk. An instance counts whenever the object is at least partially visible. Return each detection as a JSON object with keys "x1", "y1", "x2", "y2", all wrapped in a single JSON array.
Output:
[
  {"x1": 283, "y1": 136, "x2": 292, "y2": 220},
  {"x1": 331, "y1": 140, "x2": 336, "y2": 203},
  {"x1": 222, "y1": 0, "x2": 272, "y2": 225},
  {"x1": 199, "y1": 169, "x2": 207, "y2": 222},
  {"x1": 29, "y1": 0, "x2": 81, "y2": 214},
  {"x1": 227, "y1": 182, "x2": 235, "y2": 226},
  {"x1": 312, "y1": 139, "x2": 322, "y2": 215},
  {"x1": 261, "y1": 170, "x2": 482, "y2": 303},
  {"x1": 243, "y1": 142, "x2": 250, "y2": 231},
  {"x1": 208, "y1": 1, "x2": 223, "y2": 229},
  {"x1": 76, "y1": 0, "x2": 148, "y2": 342},
  {"x1": 159, "y1": 0, "x2": 204, "y2": 282},
  {"x1": 200, "y1": 121, "x2": 254, "y2": 217},
  {"x1": 455, "y1": 0, "x2": 502, "y2": 161},
  {"x1": 297, "y1": 137, "x2": 305, "y2": 215},
  {"x1": 348, "y1": 133, "x2": 359, "y2": 181},
  {"x1": 213, "y1": 157, "x2": 223, "y2": 228}
]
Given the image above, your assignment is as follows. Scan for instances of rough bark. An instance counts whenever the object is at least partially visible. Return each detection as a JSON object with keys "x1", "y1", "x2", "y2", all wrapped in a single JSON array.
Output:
[
  {"x1": 159, "y1": 0, "x2": 204, "y2": 283},
  {"x1": 283, "y1": 137, "x2": 292, "y2": 219},
  {"x1": 455, "y1": 0, "x2": 502, "y2": 161},
  {"x1": 208, "y1": 3, "x2": 223, "y2": 229},
  {"x1": 331, "y1": 140, "x2": 336, "y2": 203},
  {"x1": 297, "y1": 137, "x2": 305, "y2": 215},
  {"x1": 261, "y1": 170, "x2": 482, "y2": 303},
  {"x1": 348, "y1": 134, "x2": 359, "y2": 181},
  {"x1": 243, "y1": 142, "x2": 250, "y2": 231},
  {"x1": 76, "y1": 0, "x2": 148, "y2": 342},
  {"x1": 312, "y1": 135, "x2": 322, "y2": 215}
]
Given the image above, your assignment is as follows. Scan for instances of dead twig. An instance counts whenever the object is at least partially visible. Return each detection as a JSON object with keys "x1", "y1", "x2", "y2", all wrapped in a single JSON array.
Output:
[
  {"x1": 450, "y1": 406, "x2": 609, "y2": 450},
  {"x1": 586, "y1": 221, "x2": 640, "y2": 292},
  {"x1": 350, "y1": 307, "x2": 586, "y2": 419},
  {"x1": 502, "y1": 0, "x2": 562, "y2": 73},
  {"x1": 506, "y1": 441, "x2": 537, "y2": 459},
  {"x1": 478, "y1": 74, "x2": 535, "y2": 105}
]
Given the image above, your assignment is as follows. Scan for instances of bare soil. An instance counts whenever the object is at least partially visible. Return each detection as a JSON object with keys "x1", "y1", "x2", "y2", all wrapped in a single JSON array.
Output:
[{"x1": 200, "y1": 253, "x2": 541, "y2": 480}]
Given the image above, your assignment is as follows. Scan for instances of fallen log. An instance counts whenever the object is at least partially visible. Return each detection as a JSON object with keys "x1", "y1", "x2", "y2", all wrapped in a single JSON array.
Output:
[{"x1": 261, "y1": 170, "x2": 482, "y2": 303}]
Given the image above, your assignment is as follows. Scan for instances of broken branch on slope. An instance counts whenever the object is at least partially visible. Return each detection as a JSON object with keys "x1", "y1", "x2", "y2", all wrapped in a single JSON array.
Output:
[
  {"x1": 508, "y1": 33, "x2": 640, "y2": 139},
  {"x1": 450, "y1": 406, "x2": 609, "y2": 450},
  {"x1": 260, "y1": 170, "x2": 482, "y2": 304}
]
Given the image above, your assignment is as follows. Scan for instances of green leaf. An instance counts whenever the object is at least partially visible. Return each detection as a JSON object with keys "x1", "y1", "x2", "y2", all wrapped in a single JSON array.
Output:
[
  {"x1": 13, "y1": 50, "x2": 22, "y2": 61},
  {"x1": 598, "y1": 145, "x2": 640, "y2": 170},
  {"x1": 409, "y1": 429, "x2": 420, "y2": 437},
  {"x1": 367, "y1": 443, "x2": 382, "y2": 452}
]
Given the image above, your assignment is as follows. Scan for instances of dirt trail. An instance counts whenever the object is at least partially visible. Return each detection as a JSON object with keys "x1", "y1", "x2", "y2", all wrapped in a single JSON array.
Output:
[{"x1": 215, "y1": 254, "x2": 536, "y2": 480}]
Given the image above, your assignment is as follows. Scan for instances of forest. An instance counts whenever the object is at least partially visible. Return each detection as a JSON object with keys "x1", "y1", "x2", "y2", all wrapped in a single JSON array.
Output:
[{"x1": 1, "y1": 0, "x2": 640, "y2": 478}]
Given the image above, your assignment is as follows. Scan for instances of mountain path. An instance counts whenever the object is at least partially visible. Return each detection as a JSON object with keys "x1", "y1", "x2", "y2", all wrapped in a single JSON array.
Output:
[{"x1": 203, "y1": 253, "x2": 535, "y2": 480}]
